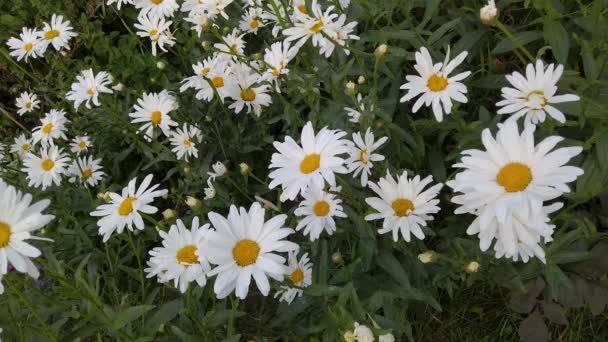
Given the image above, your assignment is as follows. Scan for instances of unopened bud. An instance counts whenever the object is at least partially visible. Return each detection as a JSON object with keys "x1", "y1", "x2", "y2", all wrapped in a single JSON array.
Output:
[
  {"x1": 239, "y1": 162, "x2": 251, "y2": 176},
  {"x1": 97, "y1": 192, "x2": 111, "y2": 202},
  {"x1": 185, "y1": 196, "x2": 202, "y2": 209},
  {"x1": 357, "y1": 76, "x2": 366, "y2": 85},
  {"x1": 162, "y1": 193, "x2": 169, "y2": 200},
  {"x1": 345, "y1": 81, "x2": 356, "y2": 95},
  {"x1": 60, "y1": 50, "x2": 68, "y2": 57},
  {"x1": 183, "y1": 166, "x2": 191, "y2": 174},
  {"x1": 162, "y1": 209, "x2": 176, "y2": 221},
  {"x1": 374, "y1": 44, "x2": 388, "y2": 58},
  {"x1": 480, "y1": 0, "x2": 498, "y2": 25},
  {"x1": 466, "y1": 261, "x2": 480, "y2": 273},
  {"x1": 332, "y1": 251, "x2": 344, "y2": 265},
  {"x1": 156, "y1": 61, "x2": 166, "y2": 70},
  {"x1": 418, "y1": 251, "x2": 437, "y2": 264},
  {"x1": 201, "y1": 41, "x2": 211, "y2": 50}
]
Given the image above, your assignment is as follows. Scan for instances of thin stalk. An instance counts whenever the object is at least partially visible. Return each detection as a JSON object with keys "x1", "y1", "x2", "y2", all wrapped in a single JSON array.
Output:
[
  {"x1": 494, "y1": 21, "x2": 535, "y2": 62},
  {"x1": 0, "y1": 106, "x2": 28, "y2": 131}
]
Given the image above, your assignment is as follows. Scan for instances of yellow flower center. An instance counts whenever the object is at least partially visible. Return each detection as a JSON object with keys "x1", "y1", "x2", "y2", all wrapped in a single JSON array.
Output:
[
  {"x1": 25, "y1": 101, "x2": 32, "y2": 109},
  {"x1": 149, "y1": 29, "x2": 158, "y2": 37},
  {"x1": 183, "y1": 139, "x2": 192, "y2": 147},
  {"x1": 240, "y1": 88, "x2": 256, "y2": 102},
  {"x1": 42, "y1": 123, "x2": 54, "y2": 134},
  {"x1": 313, "y1": 200, "x2": 330, "y2": 217},
  {"x1": 309, "y1": 19, "x2": 324, "y2": 33},
  {"x1": 250, "y1": 19, "x2": 260, "y2": 29},
  {"x1": 22, "y1": 143, "x2": 30, "y2": 151},
  {"x1": 392, "y1": 198, "x2": 414, "y2": 217},
  {"x1": 496, "y1": 162, "x2": 532, "y2": 192},
  {"x1": 201, "y1": 67, "x2": 211, "y2": 75},
  {"x1": 118, "y1": 197, "x2": 136, "y2": 216},
  {"x1": 151, "y1": 111, "x2": 162, "y2": 125},
  {"x1": 83, "y1": 168, "x2": 93, "y2": 179},
  {"x1": 290, "y1": 268, "x2": 304, "y2": 285},
  {"x1": 272, "y1": 68, "x2": 281, "y2": 77},
  {"x1": 44, "y1": 29, "x2": 60, "y2": 40},
  {"x1": 427, "y1": 74, "x2": 448, "y2": 92},
  {"x1": 359, "y1": 148, "x2": 369, "y2": 164},
  {"x1": 212, "y1": 76, "x2": 224, "y2": 88},
  {"x1": 41, "y1": 159, "x2": 55, "y2": 171},
  {"x1": 233, "y1": 239, "x2": 260, "y2": 266},
  {"x1": 151, "y1": 0, "x2": 164, "y2": 4},
  {"x1": 24, "y1": 42, "x2": 33, "y2": 52},
  {"x1": 525, "y1": 90, "x2": 548, "y2": 108},
  {"x1": 300, "y1": 153, "x2": 320, "y2": 174},
  {"x1": 0, "y1": 222, "x2": 11, "y2": 248},
  {"x1": 87, "y1": 88, "x2": 95, "y2": 96},
  {"x1": 176, "y1": 245, "x2": 198, "y2": 265},
  {"x1": 298, "y1": 5, "x2": 308, "y2": 14},
  {"x1": 79, "y1": 141, "x2": 87, "y2": 149}
]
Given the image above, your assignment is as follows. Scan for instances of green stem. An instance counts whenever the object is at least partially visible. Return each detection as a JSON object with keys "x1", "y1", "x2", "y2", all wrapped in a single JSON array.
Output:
[
  {"x1": 0, "y1": 106, "x2": 28, "y2": 131},
  {"x1": 126, "y1": 230, "x2": 146, "y2": 311},
  {"x1": 267, "y1": 0, "x2": 286, "y2": 30},
  {"x1": 0, "y1": 47, "x2": 40, "y2": 81},
  {"x1": 8, "y1": 278, "x2": 59, "y2": 341},
  {"x1": 494, "y1": 21, "x2": 535, "y2": 62}
]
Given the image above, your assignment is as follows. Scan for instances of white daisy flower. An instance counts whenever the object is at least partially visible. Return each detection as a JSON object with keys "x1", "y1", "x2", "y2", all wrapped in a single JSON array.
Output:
[
  {"x1": 274, "y1": 251, "x2": 313, "y2": 304},
  {"x1": 226, "y1": 63, "x2": 272, "y2": 116},
  {"x1": 15, "y1": 92, "x2": 40, "y2": 116},
  {"x1": 133, "y1": 0, "x2": 179, "y2": 17},
  {"x1": 447, "y1": 120, "x2": 583, "y2": 240},
  {"x1": 134, "y1": 13, "x2": 176, "y2": 56},
  {"x1": 65, "y1": 69, "x2": 114, "y2": 110},
  {"x1": 365, "y1": 170, "x2": 443, "y2": 242},
  {"x1": 208, "y1": 161, "x2": 227, "y2": 180},
  {"x1": 345, "y1": 128, "x2": 388, "y2": 186},
  {"x1": 107, "y1": 0, "x2": 133, "y2": 9},
  {"x1": 269, "y1": 121, "x2": 350, "y2": 202},
  {"x1": 496, "y1": 60, "x2": 580, "y2": 125},
  {"x1": 319, "y1": 13, "x2": 359, "y2": 57},
  {"x1": 204, "y1": 202, "x2": 298, "y2": 299},
  {"x1": 283, "y1": 0, "x2": 336, "y2": 55},
  {"x1": 294, "y1": 185, "x2": 346, "y2": 241},
  {"x1": 90, "y1": 174, "x2": 168, "y2": 242},
  {"x1": 203, "y1": 178, "x2": 216, "y2": 200},
  {"x1": 0, "y1": 179, "x2": 54, "y2": 277},
  {"x1": 262, "y1": 41, "x2": 298, "y2": 91},
  {"x1": 239, "y1": 7, "x2": 265, "y2": 34},
  {"x1": 214, "y1": 29, "x2": 247, "y2": 57},
  {"x1": 206, "y1": 0, "x2": 234, "y2": 20},
  {"x1": 344, "y1": 93, "x2": 369, "y2": 124},
  {"x1": 129, "y1": 90, "x2": 178, "y2": 140},
  {"x1": 146, "y1": 217, "x2": 212, "y2": 293},
  {"x1": 184, "y1": 11, "x2": 212, "y2": 37},
  {"x1": 399, "y1": 46, "x2": 471, "y2": 122},
  {"x1": 22, "y1": 146, "x2": 70, "y2": 190},
  {"x1": 11, "y1": 134, "x2": 33, "y2": 158},
  {"x1": 31, "y1": 109, "x2": 69, "y2": 146},
  {"x1": 67, "y1": 155, "x2": 105, "y2": 187},
  {"x1": 180, "y1": 56, "x2": 231, "y2": 102},
  {"x1": 6, "y1": 27, "x2": 42, "y2": 62},
  {"x1": 180, "y1": 0, "x2": 207, "y2": 14},
  {"x1": 169, "y1": 124, "x2": 202, "y2": 161},
  {"x1": 38, "y1": 14, "x2": 77, "y2": 52},
  {"x1": 70, "y1": 135, "x2": 92, "y2": 155}
]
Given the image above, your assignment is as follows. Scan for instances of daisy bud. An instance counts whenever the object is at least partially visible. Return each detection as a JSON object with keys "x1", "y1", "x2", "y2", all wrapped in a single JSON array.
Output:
[
  {"x1": 183, "y1": 166, "x2": 191, "y2": 174},
  {"x1": 345, "y1": 81, "x2": 357, "y2": 95},
  {"x1": 480, "y1": 0, "x2": 498, "y2": 25},
  {"x1": 156, "y1": 61, "x2": 166, "y2": 70},
  {"x1": 332, "y1": 251, "x2": 344, "y2": 265},
  {"x1": 343, "y1": 331, "x2": 356, "y2": 342},
  {"x1": 97, "y1": 192, "x2": 111, "y2": 202},
  {"x1": 211, "y1": 161, "x2": 227, "y2": 177},
  {"x1": 185, "y1": 196, "x2": 202, "y2": 209},
  {"x1": 358, "y1": 76, "x2": 366, "y2": 84},
  {"x1": 379, "y1": 333, "x2": 395, "y2": 342},
  {"x1": 201, "y1": 41, "x2": 211, "y2": 50},
  {"x1": 60, "y1": 51, "x2": 68, "y2": 57},
  {"x1": 374, "y1": 44, "x2": 388, "y2": 58},
  {"x1": 252, "y1": 52, "x2": 263, "y2": 60},
  {"x1": 466, "y1": 261, "x2": 480, "y2": 273},
  {"x1": 112, "y1": 83, "x2": 125, "y2": 91},
  {"x1": 354, "y1": 323, "x2": 374, "y2": 342},
  {"x1": 418, "y1": 251, "x2": 437, "y2": 264},
  {"x1": 162, "y1": 209, "x2": 176, "y2": 221},
  {"x1": 205, "y1": 115, "x2": 213, "y2": 122},
  {"x1": 239, "y1": 162, "x2": 251, "y2": 176}
]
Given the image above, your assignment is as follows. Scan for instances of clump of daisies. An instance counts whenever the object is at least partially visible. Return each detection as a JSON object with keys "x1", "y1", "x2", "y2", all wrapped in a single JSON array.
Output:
[{"x1": 447, "y1": 120, "x2": 583, "y2": 262}]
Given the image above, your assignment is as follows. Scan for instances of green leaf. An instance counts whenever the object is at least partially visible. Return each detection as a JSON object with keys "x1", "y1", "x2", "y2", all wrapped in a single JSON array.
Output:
[
  {"x1": 376, "y1": 250, "x2": 410, "y2": 287},
  {"x1": 111, "y1": 305, "x2": 155, "y2": 330},
  {"x1": 144, "y1": 299, "x2": 184, "y2": 333},
  {"x1": 492, "y1": 31, "x2": 542, "y2": 54},
  {"x1": 543, "y1": 19, "x2": 569, "y2": 64},
  {"x1": 518, "y1": 310, "x2": 549, "y2": 342}
]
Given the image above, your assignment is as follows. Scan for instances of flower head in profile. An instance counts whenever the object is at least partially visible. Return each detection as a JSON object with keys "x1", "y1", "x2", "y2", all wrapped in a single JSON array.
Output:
[
  {"x1": 400, "y1": 46, "x2": 471, "y2": 122},
  {"x1": 269, "y1": 121, "x2": 350, "y2": 202},
  {"x1": 129, "y1": 90, "x2": 178, "y2": 140},
  {"x1": 38, "y1": 14, "x2": 77, "y2": 52},
  {"x1": 365, "y1": 170, "x2": 443, "y2": 242},
  {"x1": 65, "y1": 69, "x2": 114, "y2": 110},
  {"x1": 22, "y1": 146, "x2": 70, "y2": 190},
  {"x1": 145, "y1": 217, "x2": 212, "y2": 293},
  {"x1": 204, "y1": 202, "x2": 298, "y2": 299},
  {"x1": 31, "y1": 109, "x2": 69, "y2": 146},
  {"x1": 15, "y1": 92, "x2": 40, "y2": 116},
  {"x1": 496, "y1": 60, "x2": 580, "y2": 125},
  {"x1": 480, "y1": 0, "x2": 498, "y2": 25},
  {"x1": 90, "y1": 174, "x2": 168, "y2": 242},
  {"x1": 0, "y1": 179, "x2": 54, "y2": 278},
  {"x1": 274, "y1": 251, "x2": 313, "y2": 304},
  {"x1": 294, "y1": 185, "x2": 346, "y2": 241},
  {"x1": 134, "y1": 13, "x2": 176, "y2": 56},
  {"x1": 345, "y1": 128, "x2": 388, "y2": 186},
  {"x1": 6, "y1": 27, "x2": 43, "y2": 62},
  {"x1": 67, "y1": 155, "x2": 105, "y2": 187}
]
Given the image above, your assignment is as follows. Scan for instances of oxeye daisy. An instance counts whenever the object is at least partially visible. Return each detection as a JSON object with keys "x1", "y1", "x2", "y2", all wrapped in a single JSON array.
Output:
[
  {"x1": 38, "y1": 14, "x2": 77, "y2": 52},
  {"x1": 15, "y1": 92, "x2": 40, "y2": 116},
  {"x1": 31, "y1": 109, "x2": 69, "y2": 146},
  {"x1": 133, "y1": 0, "x2": 179, "y2": 18},
  {"x1": 274, "y1": 251, "x2": 313, "y2": 304},
  {"x1": 169, "y1": 124, "x2": 202, "y2": 161},
  {"x1": 90, "y1": 174, "x2": 168, "y2": 242},
  {"x1": 65, "y1": 69, "x2": 114, "y2": 110},
  {"x1": 70, "y1": 135, "x2": 92, "y2": 155},
  {"x1": 344, "y1": 93, "x2": 371, "y2": 124},
  {"x1": 239, "y1": 7, "x2": 265, "y2": 34},
  {"x1": 134, "y1": 13, "x2": 176, "y2": 56},
  {"x1": 345, "y1": 128, "x2": 388, "y2": 186},
  {"x1": 6, "y1": 27, "x2": 42, "y2": 62},
  {"x1": 206, "y1": 0, "x2": 233, "y2": 20},
  {"x1": 214, "y1": 29, "x2": 247, "y2": 57},
  {"x1": 283, "y1": 0, "x2": 336, "y2": 54},
  {"x1": 0, "y1": 179, "x2": 54, "y2": 277},
  {"x1": 67, "y1": 155, "x2": 105, "y2": 187},
  {"x1": 107, "y1": 0, "x2": 133, "y2": 10},
  {"x1": 180, "y1": 56, "x2": 231, "y2": 102},
  {"x1": 129, "y1": 90, "x2": 178, "y2": 140},
  {"x1": 294, "y1": 185, "x2": 346, "y2": 241},
  {"x1": 262, "y1": 41, "x2": 298, "y2": 91},
  {"x1": 11, "y1": 134, "x2": 33, "y2": 158},
  {"x1": 145, "y1": 217, "x2": 212, "y2": 293},
  {"x1": 226, "y1": 63, "x2": 272, "y2": 116},
  {"x1": 268, "y1": 121, "x2": 350, "y2": 202},
  {"x1": 399, "y1": 46, "x2": 471, "y2": 122},
  {"x1": 447, "y1": 120, "x2": 583, "y2": 237},
  {"x1": 496, "y1": 60, "x2": 580, "y2": 125},
  {"x1": 365, "y1": 170, "x2": 443, "y2": 242},
  {"x1": 184, "y1": 11, "x2": 212, "y2": 37},
  {"x1": 22, "y1": 146, "x2": 70, "y2": 190},
  {"x1": 319, "y1": 13, "x2": 359, "y2": 57},
  {"x1": 204, "y1": 202, "x2": 298, "y2": 299}
]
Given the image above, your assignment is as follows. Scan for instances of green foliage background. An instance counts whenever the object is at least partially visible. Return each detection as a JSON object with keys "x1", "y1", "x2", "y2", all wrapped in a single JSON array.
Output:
[{"x1": 1, "y1": 0, "x2": 608, "y2": 341}]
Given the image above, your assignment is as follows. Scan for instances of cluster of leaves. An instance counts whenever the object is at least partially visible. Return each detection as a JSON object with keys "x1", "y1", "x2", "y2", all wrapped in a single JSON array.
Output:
[{"x1": 0, "y1": 0, "x2": 607, "y2": 341}]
